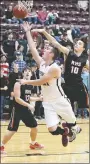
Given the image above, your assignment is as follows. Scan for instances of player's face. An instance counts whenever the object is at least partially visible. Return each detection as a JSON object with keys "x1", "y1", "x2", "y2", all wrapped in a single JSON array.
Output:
[
  {"x1": 43, "y1": 47, "x2": 53, "y2": 61},
  {"x1": 44, "y1": 40, "x2": 49, "y2": 50},
  {"x1": 23, "y1": 69, "x2": 32, "y2": 80},
  {"x1": 74, "y1": 40, "x2": 85, "y2": 53}
]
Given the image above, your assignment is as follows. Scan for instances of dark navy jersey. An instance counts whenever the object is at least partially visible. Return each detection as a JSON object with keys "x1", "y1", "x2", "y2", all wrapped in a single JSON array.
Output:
[
  {"x1": 14, "y1": 84, "x2": 33, "y2": 109},
  {"x1": 64, "y1": 51, "x2": 88, "y2": 85}
]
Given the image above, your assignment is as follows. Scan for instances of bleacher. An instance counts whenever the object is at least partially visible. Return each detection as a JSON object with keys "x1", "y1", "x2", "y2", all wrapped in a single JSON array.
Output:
[{"x1": 0, "y1": 0, "x2": 89, "y2": 36}]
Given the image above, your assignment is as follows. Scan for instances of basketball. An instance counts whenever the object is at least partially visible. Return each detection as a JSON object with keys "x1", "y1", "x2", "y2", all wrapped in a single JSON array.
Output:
[{"x1": 13, "y1": 4, "x2": 28, "y2": 19}]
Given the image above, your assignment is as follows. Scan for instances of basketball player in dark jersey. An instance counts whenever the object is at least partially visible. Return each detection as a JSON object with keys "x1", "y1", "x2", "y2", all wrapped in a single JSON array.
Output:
[
  {"x1": 29, "y1": 28, "x2": 89, "y2": 135},
  {"x1": 0, "y1": 67, "x2": 44, "y2": 155},
  {"x1": 33, "y1": 29, "x2": 89, "y2": 110}
]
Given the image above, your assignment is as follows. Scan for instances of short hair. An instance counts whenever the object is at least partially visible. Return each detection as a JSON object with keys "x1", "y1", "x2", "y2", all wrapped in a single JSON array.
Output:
[
  {"x1": 22, "y1": 66, "x2": 31, "y2": 73},
  {"x1": 51, "y1": 47, "x2": 60, "y2": 61}
]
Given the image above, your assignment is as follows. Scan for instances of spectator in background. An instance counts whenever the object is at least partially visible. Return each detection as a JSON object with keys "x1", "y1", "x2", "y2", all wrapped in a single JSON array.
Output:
[
  {"x1": 9, "y1": 63, "x2": 22, "y2": 95},
  {"x1": 1, "y1": 32, "x2": 16, "y2": 67},
  {"x1": 53, "y1": 25, "x2": 61, "y2": 42},
  {"x1": 11, "y1": 52, "x2": 26, "y2": 73},
  {"x1": 32, "y1": 32, "x2": 44, "y2": 54},
  {"x1": 14, "y1": 45, "x2": 24, "y2": 60},
  {"x1": 0, "y1": 69, "x2": 8, "y2": 120},
  {"x1": 71, "y1": 25, "x2": 80, "y2": 40},
  {"x1": 3, "y1": 5, "x2": 18, "y2": 24},
  {"x1": 30, "y1": 63, "x2": 44, "y2": 119},
  {"x1": 31, "y1": 62, "x2": 38, "y2": 95},
  {"x1": 77, "y1": 66, "x2": 89, "y2": 118},
  {"x1": 52, "y1": 10, "x2": 59, "y2": 24},
  {"x1": 82, "y1": 66, "x2": 89, "y2": 91},
  {"x1": 60, "y1": 32, "x2": 73, "y2": 48},
  {"x1": 9, "y1": 63, "x2": 22, "y2": 117},
  {"x1": 28, "y1": 8, "x2": 38, "y2": 24},
  {"x1": 15, "y1": 31, "x2": 28, "y2": 57},
  {"x1": 47, "y1": 10, "x2": 58, "y2": 25},
  {"x1": 0, "y1": 54, "x2": 9, "y2": 79},
  {"x1": 37, "y1": 6, "x2": 48, "y2": 25},
  {"x1": 0, "y1": 6, "x2": 5, "y2": 23}
]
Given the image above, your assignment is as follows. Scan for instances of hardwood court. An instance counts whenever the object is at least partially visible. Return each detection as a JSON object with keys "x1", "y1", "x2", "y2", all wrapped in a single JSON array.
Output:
[{"x1": 1, "y1": 119, "x2": 89, "y2": 163}]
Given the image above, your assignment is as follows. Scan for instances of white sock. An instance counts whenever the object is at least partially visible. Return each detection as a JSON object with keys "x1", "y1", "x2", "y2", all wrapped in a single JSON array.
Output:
[{"x1": 31, "y1": 141, "x2": 36, "y2": 145}]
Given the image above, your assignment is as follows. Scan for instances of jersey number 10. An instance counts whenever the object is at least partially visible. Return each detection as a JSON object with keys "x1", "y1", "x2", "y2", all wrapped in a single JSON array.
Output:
[{"x1": 71, "y1": 66, "x2": 79, "y2": 74}]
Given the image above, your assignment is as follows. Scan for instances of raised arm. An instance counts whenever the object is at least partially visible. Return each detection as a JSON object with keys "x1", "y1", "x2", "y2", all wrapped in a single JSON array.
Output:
[
  {"x1": 21, "y1": 22, "x2": 43, "y2": 66},
  {"x1": 32, "y1": 29, "x2": 69, "y2": 55},
  {"x1": 19, "y1": 66, "x2": 61, "y2": 86}
]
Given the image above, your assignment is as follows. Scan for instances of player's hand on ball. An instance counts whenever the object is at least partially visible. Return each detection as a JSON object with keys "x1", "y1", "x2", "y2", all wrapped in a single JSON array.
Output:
[{"x1": 21, "y1": 22, "x2": 32, "y2": 32}]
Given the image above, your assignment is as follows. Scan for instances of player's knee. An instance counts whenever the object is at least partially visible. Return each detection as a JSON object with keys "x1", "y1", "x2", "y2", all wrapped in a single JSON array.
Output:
[
  {"x1": 70, "y1": 115, "x2": 76, "y2": 124},
  {"x1": 25, "y1": 120, "x2": 37, "y2": 128},
  {"x1": 49, "y1": 127, "x2": 64, "y2": 135},
  {"x1": 50, "y1": 130, "x2": 58, "y2": 135}
]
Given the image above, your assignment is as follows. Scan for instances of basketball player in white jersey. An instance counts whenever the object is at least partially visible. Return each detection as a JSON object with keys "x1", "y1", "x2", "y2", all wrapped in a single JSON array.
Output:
[{"x1": 18, "y1": 22, "x2": 77, "y2": 147}]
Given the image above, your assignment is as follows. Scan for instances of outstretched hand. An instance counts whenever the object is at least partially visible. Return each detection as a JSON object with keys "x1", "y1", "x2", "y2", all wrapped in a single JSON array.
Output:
[{"x1": 21, "y1": 22, "x2": 32, "y2": 32}]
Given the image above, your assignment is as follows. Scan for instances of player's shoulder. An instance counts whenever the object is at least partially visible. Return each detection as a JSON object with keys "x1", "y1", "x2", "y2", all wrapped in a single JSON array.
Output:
[
  {"x1": 49, "y1": 62, "x2": 61, "y2": 74},
  {"x1": 68, "y1": 51, "x2": 74, "y2": 57},
  {"x1": 51, "y1": 62, "x2": 60, "y2": 69}
]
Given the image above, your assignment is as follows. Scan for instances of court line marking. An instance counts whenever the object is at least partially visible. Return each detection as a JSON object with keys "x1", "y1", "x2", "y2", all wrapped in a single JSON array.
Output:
[
  {"x1": 0, "y1": 122, "x2": 89, "y2": 127},
  {"x1": 1, "y1": 151, "x2": 89, "y2": 158}
]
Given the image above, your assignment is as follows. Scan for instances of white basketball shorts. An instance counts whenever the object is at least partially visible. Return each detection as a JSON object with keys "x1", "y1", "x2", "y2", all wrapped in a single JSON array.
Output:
[{"x1": 43, "y1": 96, "x2": 76, "y2": 128}]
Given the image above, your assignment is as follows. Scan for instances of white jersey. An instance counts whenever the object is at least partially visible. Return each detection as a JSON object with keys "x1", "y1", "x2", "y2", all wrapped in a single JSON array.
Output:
[{"x1": 39, "y1": 61, "x2": 65, "y2": 102}]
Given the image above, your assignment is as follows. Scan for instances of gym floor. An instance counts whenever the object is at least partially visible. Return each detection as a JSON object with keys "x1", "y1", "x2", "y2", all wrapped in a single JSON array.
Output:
[{"x1": 1, "y1": 119, "x2": 89, "y2": 163}]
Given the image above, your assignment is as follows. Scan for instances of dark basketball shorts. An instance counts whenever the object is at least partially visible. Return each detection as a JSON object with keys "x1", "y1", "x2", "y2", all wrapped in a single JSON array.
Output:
[
  {"x1": 8, "y1": 106, "x2": 37, "y2": 131},
  {"x1": 62, "y1": 83, "x2": 89, "y2": 108}
]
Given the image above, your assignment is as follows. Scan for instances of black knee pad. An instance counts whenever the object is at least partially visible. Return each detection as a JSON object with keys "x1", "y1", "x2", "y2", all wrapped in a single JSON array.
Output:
[{"x1": 49, "y1": 127, "x2": 64, "y2": 135}]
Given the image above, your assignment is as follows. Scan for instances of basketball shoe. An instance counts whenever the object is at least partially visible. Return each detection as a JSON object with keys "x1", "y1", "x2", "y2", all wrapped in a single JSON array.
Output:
[
  {"x1": 62, "y1": 122, "x2": 76, "y2": 142},
  {"x1": 0, "y1": 145, "x2": 6, "y2": 155},
  {"x1": 62, "y1": 127, "x2": 69, "y2": 147},
  {"x1": 30, "y1": 142, "x2": 44, "y2": 150}
]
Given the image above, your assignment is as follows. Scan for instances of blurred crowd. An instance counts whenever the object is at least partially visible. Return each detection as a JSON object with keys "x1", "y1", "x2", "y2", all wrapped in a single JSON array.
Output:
[
  {"x1": 0, "y1": 1, "x2": 89, "y2": 120},
  {"x1": 0, "y1": 5, "x2": 59, "y2": 25}
]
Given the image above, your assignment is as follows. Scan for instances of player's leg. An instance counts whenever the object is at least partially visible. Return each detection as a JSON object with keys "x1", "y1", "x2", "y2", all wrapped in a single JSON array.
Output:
[
  {"x1": 43, "y1": 102, "x2": 70, "y2": 147},
  {"x1": 54, "y1": 97, "x2": 82, "y2": 140},
  {"x1": 76, "y1": 83, "x2": 89, "y2": 118},
  {"x1": 21, "y1": 108, "x2": 44, "y2": 149},
  {"x1": 62, "y1": 84, "x2": 82, "y2": 133},
  {"x1": 30, "y1": 127, "x2": 38, "y2": 142},
  {"x1": 0, "y1": 107, "x2": 20, "y2": 154},
  {"x1": 1, "y1": 131, "x2": 15, "y2": 145}
]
